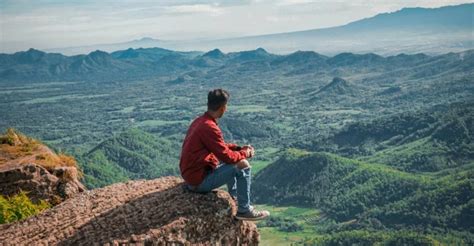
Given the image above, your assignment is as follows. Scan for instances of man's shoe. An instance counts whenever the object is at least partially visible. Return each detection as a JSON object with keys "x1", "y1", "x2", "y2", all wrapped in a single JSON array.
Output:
[{"x1": 235, "y1": 206, "x2": 270, "y2": 221}]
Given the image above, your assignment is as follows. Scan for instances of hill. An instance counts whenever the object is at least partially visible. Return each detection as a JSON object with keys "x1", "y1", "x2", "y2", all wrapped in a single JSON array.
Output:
[
  {"x1": 316, "y1": 77, "x2": 354, "y2": 95},
  {"x1": 252, "y1": 150, "x2": 473, "y2": 234},
  {"x1": 308, "y1": 77, "x2": 362, "y2": 103},
  {"x1": 306, "y1": 101, "x2": 474, "y2": 172},
  {"x1": 79, "y1": 128, "x2": 180, "y2": 188}
]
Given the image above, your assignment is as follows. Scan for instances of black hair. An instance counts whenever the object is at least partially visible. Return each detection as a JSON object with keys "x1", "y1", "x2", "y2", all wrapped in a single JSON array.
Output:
[{"x1": 207, "y1": 88, "x2": 229, "y2": 111}]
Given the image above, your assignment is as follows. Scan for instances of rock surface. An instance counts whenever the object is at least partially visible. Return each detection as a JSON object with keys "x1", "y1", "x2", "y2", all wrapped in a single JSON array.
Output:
[
  {"x1": 0, "y1": 176, "x2": 260, "y2": 245},
  {"x1": 0, "y1": 163, "x2": 85, "y2": 204}
]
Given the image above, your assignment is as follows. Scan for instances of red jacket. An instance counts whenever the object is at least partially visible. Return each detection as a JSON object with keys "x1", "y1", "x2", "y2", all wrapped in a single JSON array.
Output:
[{"x1": 179, "y1": 112, "x2": 248, "y2": 185}]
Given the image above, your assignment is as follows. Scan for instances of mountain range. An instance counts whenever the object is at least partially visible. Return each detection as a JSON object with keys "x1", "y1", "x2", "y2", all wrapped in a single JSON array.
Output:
[{"x1": 1, "y1": 46, "x2": 473, "y2": 83}]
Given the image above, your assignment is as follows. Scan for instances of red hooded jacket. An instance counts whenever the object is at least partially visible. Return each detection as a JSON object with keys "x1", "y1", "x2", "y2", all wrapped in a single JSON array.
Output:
[{"x1": 179, "y1": 112, "x2": 248, "y2": 185}]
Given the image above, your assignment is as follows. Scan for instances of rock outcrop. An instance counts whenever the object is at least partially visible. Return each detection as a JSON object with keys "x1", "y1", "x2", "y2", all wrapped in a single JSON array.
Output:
[
  {"x1": 0, "y1": 128, "x2": 85, "y2": 204},
  {"x1": 0, "y1": 176, "x2": 260, "y2": 245},
  {"x1": 0, "y1": 163, "x2": 85, "y2": 204}
]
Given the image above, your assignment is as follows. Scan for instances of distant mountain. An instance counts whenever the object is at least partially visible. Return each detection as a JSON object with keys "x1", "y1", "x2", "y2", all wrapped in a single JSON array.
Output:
[
  {"x1": 46, "y1": 4, "x2": 474, "y2": 55},
  {"x1": 68, "y1": 50, "x2": 132, "y2": 74},
  {"x1": 196, "y1": 3, "x2": 474, "y2": 55},
  {"x1": 192, "y1": 49, "x2": 228, "y2": 67},
  {"x1": 0, "y1": 47, "x2": 203, "y2": 81},
  {"x1": 202, "y1": 48, "x2": 225, "y2": 59},
  {"x1": 111, "y1": 47, "x2": 199, "y2": 60},
  {"x1": 345, "y1": 3, "x2": 472, "y2": 30},
  {"x1": 308, "y1": 77, "x2": 362, "y2": 103},
  {"x1": 1, "y1": 46, "x2": 472, "y2": 82},
  {"x1": 46, "y1": 37, "x2": 179, "y2": 56},
  {"x1": 270, "y1": 51, "x2": 328, "y2": 67},
  {"x1": 228, "y1": 47, "x2": 275, "y2": 62},
  {"x1": 327, "y1": 53, "x2": 385, "y2": 67},
  {"x1": 316, "y1": 77, "x2": 355, "y2": 95}
]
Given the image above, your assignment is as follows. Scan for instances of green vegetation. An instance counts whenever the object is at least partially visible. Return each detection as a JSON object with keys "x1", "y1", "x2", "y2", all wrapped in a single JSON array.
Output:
[
  {"x1": 309, "y1": 102, "x2": 474, "y2": 173},
  {"x1": 250, "y1": 160, "x2": 272, "y2": 174},
  {"x1": 0, "y1": 47, "x2": 472, "y2": 243},
  {"x1": 255, "y1": 204, "x2": 473, "y2": 245},
  {"x1": 137, "y1": 120, "x2": 188, "y2": 127},
  {"x1": 306, "y1": 230, "x2": 447, "y2": 245},
  {"x1": 254, "y1": 205, "x2": 323, "y2": 245},
  {"x1": 19, "y1": 94, "x2": 109, "y2": 105},
  {"x1": 78, "y1": 128, "x2": 180, "y2": 188},
  {"x1": 260, "y1": 216, "x2": 303, "y2": 232},
  {"x1": 253, "y1": 151, "x2": 473, "y2": 244},
  {"x1": 0, "y1": 191, "x2": 51, "y2": 224},
  {"x1": 230, "y1": 105, "x2": 270, "y2": 113}
]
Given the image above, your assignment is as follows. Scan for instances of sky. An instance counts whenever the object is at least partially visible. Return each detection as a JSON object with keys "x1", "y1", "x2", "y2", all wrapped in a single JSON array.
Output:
[{"x1": 0, "y1": 0, "x2": 472, "y2": 52}]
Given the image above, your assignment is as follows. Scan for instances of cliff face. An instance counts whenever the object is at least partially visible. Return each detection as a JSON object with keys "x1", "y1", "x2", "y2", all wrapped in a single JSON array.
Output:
[
  {"x1": 0, "y1": 164, "x2": 85, "y2": 204},
  {"x1": 0, "y1": 176, "x2": 260, "y2": 245}
]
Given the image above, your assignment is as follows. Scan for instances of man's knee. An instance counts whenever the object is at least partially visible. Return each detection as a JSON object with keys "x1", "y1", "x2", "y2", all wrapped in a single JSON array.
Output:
[{"x1": 236, "y1": 159, "x2": 250, "y2": 170}]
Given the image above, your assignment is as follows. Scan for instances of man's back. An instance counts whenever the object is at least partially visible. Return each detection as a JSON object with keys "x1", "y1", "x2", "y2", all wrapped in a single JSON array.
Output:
[
  {"x1": 180, "y1": 111, "x2": 247, "y2": 186},
  {"x1": 179, "y1": 112, "x2": 217, "y2": 185}
]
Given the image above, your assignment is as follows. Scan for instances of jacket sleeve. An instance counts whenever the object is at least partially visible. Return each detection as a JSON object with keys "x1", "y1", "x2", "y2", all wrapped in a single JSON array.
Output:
[
  {"x1": 199, "y1": 123, "x2": 248, "y2": 164},
  {"x1": 226, "y1": 143, "x2": 242, "y2": 151}
]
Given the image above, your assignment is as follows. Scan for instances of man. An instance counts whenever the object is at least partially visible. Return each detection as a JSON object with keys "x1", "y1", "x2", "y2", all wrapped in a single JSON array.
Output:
[{"x1": 180, "y1": 88, "x2": 270, "y2": 221}]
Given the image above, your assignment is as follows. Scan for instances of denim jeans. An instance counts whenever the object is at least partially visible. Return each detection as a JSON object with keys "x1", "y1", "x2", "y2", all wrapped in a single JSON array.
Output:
[{"x1": 187, "y1": 163, "x2": 251, "y2": 213}]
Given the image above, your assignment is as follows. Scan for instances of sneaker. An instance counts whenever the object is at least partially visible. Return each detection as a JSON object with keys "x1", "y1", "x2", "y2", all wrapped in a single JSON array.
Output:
[{"x1": 235, "y1": 206, "x2": 270, "y2": 221}]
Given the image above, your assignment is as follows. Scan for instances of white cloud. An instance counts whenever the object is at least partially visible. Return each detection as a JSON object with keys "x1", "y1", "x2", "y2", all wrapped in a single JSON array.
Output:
[
  {"x1": 265, "y1": 16, "x2": 280, "y2": 22},
  {"x1": 162, "y1": 3, "x2": 223, "y2": 15},
  {"x1": 276, "y1": 0, "x2": 318, "y2": 6},
  {"x1": 0, "y1": 0, "x2": 472, "y2": 52}
]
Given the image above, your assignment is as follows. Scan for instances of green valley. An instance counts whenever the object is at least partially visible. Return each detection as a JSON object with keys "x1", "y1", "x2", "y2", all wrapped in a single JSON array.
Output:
[{"x1": 1, "y1": 45, "x2": 472, "y2": 244}]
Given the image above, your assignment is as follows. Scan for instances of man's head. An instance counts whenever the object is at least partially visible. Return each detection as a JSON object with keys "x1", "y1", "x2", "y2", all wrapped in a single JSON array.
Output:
[{"x1": 207, "y1": 88, "x2": 229, "y2": 118}]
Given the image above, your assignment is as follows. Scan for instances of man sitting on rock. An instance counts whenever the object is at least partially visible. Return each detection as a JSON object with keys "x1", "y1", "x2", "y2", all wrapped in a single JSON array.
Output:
[{"x1": 180, "y1": 88, "x2": 270, "y2": 221}]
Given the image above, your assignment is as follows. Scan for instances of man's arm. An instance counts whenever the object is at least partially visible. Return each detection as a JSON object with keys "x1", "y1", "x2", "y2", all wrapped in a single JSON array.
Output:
[
  {"x1": 226, "y1": 143, "x2": 242, "y2": 151},
  {"x1": 199, "y1": 124, "x2": 249, "y2": 164}
]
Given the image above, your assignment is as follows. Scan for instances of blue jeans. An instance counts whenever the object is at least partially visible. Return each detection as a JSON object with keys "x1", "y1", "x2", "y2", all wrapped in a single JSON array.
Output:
[{"x1": 187, "y1": 163, "x2": 251, "y2": 213}]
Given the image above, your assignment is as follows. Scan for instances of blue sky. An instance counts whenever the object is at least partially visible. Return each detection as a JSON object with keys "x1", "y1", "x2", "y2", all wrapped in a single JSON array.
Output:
[{"x1": 0, "y1": 0, "x2": 472, "y2": 52}]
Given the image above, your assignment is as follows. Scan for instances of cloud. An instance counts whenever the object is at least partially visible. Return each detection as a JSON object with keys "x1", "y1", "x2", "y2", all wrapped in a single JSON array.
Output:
[
  {"x1": 276, "y1": 0, "x2": 318, "y2": 6},
  {"x1": 1, "y1": 0, "x2": 472, "y2": 52},
  {"x1": 162, "y1": 4, "x2": 223, "y2": 15},
  {"x1": 265, "y1": 16, "x2": 280, "y2": 22}
]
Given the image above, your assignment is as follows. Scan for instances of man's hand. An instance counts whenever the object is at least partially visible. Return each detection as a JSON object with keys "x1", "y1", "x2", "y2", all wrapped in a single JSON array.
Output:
[{"x1": 242, "y1": 145, "x2": 255, "y2": 158}]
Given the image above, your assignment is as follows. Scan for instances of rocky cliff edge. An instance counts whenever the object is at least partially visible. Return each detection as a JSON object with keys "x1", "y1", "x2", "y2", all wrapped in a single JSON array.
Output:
[{"x1": 0, "y1": 176, "x2": 260, "y2": 245}]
